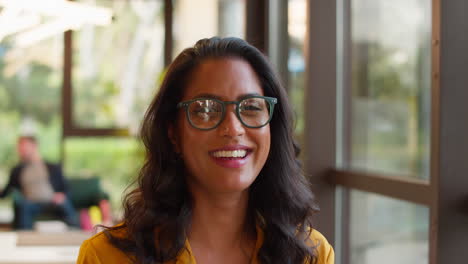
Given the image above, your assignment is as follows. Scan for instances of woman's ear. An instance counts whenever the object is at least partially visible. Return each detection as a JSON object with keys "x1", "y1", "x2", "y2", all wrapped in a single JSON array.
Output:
[{"x1": 168, "y1": 124, "x2": 180, "y2": 153}]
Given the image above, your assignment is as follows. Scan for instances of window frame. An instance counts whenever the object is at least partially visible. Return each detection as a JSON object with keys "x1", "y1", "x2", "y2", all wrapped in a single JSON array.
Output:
[
  {"x1": 306, "y1": 0, "x2": 468, "y2": 264},
  {"x1": 62, "y1": 0, "x2": 173, "y2": 138}
]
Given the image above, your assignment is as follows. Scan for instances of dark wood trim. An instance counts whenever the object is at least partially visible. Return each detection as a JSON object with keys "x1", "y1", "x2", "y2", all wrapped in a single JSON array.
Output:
[
  {"x1": 63, "y1": 30, "x2": 73, "y2": 140},
  {"x1": 63, "y1": 128, "x2": 129, "y2": 137},
  {"x1": 62, "y1": 30, "x2": 72, "y2": 158},
  {"x1": 429, "y1": 0, "x2": 441, "y2": 263},
  {"x1": 246, "y1": 0, "x2": 268, "y2": 53},
  {"x1": 305, "y1": 0, "x2": 337, "y2": 246},
  {"x1": 164, "y1": 0, "x2": 173, "y2": 67},
  {"x1": 329, "y1": 169, "x2": 432, "y2": 206}
]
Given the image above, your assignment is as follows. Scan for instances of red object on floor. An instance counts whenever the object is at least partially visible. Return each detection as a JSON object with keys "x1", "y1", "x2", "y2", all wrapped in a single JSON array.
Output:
[{"x1": 79, "y1": 209, "x2": 92, "y2": 231}]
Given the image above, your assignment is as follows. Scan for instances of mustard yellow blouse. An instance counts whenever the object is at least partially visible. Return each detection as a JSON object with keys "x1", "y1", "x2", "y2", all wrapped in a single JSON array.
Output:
[{"x1": 77, "y1": 225, "x2": 334, "y2": 264}]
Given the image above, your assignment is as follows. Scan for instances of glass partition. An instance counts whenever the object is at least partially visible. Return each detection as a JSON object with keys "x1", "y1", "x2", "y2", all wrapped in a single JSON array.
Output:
[
  {"x1": 350, "y1": 190, "x2": 429, "y2": 264},
  {"x1": 350, "y1": 0, "x2": 432, "y2": 179},
  {"x1": 73, "y1": 0, "x2": 165, "y2": 132}
]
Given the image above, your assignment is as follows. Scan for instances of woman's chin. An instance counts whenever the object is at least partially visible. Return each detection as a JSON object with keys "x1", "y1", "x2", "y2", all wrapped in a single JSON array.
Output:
[
  {"x1": 203, "y1": 179, "x2": 253, "y2": 195},
  {"x1": 186, "y1": 170, "x2": 258, "y2": 195}
]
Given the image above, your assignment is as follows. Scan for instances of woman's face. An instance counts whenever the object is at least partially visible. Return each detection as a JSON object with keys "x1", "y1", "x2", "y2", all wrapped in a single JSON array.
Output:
[{"x1": 170, "y1": 58, "x2": 271, "y2": 195}]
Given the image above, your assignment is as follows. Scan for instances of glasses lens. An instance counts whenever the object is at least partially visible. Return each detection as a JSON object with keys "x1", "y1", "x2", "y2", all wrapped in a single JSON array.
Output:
[
  {"x1": 188, "y1": 99, "x2": 223, "y2": 129},
  {"x1": 239, "y1": 98, "x2": 271, "y2": 127}
]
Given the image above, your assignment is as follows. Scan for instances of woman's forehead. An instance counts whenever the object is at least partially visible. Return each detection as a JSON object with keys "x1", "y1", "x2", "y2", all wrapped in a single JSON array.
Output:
[{"x1": 182, "y1": 58, "x2": 263, "y2": 100}]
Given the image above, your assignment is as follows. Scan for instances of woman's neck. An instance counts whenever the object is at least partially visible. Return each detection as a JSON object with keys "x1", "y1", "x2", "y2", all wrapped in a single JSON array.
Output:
[{"x1": 188, "y1": 188, "x2": 256, "y2": 259}]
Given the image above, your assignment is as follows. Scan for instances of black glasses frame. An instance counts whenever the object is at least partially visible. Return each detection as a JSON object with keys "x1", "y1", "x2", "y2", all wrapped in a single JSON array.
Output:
[{"x1": 176, "y1": 95, "x2": 278, "y2": 130}]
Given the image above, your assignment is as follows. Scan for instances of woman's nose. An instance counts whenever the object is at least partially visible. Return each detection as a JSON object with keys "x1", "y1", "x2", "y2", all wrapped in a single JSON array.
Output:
[{"x1": 218, "y1": 106, "x2": 245, "y2": 137}]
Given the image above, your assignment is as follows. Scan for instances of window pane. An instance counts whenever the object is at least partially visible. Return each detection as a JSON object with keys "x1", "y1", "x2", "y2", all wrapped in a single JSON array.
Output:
[
  {"x1": 172, "y1": 0, "x2": 245, "y2": 57},
  {"x1": 350, "y1": 190, "x2": 429, "y2": 264},
  {"x1": 73, "y1": 0, "x2": 165, "y2": 131},
  {"x1": 288, "y1": 0, "x2": 306, "y2": 139},
  {"x1": 0, "y1": 33, "x2": 62, "y2": 222},
  {"x1": 64, "y1": 138, "x2": 143, "y2": 215},
  {"x1": 350, "y1": 0, "x2": 431, "y2": 179}
]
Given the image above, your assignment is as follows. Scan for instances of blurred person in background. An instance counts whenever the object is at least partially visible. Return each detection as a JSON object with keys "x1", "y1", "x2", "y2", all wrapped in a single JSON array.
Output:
[{"x1": 0, "y1": 136, "x2": 78, "y2": 229}]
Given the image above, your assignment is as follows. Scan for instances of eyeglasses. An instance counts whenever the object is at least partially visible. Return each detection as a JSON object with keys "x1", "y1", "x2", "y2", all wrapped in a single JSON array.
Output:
[{"x1": 176, "y1": 95, "x2": 278, "y2": 130}]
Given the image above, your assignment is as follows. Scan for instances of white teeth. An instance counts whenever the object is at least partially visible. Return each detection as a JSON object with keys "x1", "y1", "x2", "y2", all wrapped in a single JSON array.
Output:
[{"x1": 212, "y1": 150, "x2": 247, "y2": 158}]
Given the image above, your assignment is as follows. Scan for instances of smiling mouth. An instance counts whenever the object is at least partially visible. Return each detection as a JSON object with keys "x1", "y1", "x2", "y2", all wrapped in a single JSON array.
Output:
[
  {"x1": 209, "y1": 149, "x2": 252, "y2": 168},
  {"x1": 211, "y1": 149, "x2": 249, "y2": 159}
]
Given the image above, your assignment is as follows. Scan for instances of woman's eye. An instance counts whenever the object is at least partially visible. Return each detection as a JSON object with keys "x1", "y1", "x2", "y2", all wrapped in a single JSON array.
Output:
[
  {"x1": 242, "y1": 105, "x2": 262, "y2": 111},
  {"x1": 191, "y1": 105, "x2": 221, "y2": 122},
  {"x1": 193, "y1": 107, "x2": 219, "y2": 113},
  {"x1": 194, "y1": 107, "x2": 208, "y2": 113},
  {"x1": 241, "y1": 101, "x2": 264, "y2": 112}
]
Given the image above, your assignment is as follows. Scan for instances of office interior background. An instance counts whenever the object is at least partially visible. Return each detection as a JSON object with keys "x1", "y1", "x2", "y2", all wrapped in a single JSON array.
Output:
[{"x1": 0, "y1": 0, "x2": 466, "y2": 263}]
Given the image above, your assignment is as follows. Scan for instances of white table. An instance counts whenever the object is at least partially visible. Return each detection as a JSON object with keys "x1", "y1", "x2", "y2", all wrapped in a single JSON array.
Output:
[{"x1": 0, "y1": 231, "x2": 92, "y2": 264}]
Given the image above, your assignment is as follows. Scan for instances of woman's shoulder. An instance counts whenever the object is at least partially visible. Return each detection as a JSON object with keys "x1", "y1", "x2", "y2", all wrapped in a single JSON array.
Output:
[
  {"x1": 308, "y1": 229, "x2": 335, "y2": 264},
  {"x1": 77, "y1": 225, "x2": 132, "y2": 263}
]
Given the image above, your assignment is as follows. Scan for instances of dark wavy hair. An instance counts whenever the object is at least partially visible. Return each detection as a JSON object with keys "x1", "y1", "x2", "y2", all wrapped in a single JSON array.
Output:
[{"x1": 104, "y1": 37, "x2": 319, "y2": 264}]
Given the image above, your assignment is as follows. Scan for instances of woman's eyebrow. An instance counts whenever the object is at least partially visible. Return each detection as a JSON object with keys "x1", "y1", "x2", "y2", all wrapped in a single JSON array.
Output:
[
  {"x1": 192, "y1": 93, "x2": 262, "y2": 100},
  {"x1": 238, "y1": 93, "x2": 261, "y2": 100},
  {"x1": 192, "y1": 93, "x2": 223, "y2": 100}
]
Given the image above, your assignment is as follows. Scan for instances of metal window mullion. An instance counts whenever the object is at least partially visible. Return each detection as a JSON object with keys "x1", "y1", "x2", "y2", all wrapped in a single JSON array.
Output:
[
  {"x1": 432, "y1": 0, "x2": 468, "y2": 263},
  {"x1": 268, "y1": 0, "x2": 289, "y2": 91},
  {"x1": 164, "y1": 0, "x2": 173, "y2": 67},
  {"x1": 428, "y1": 0, "x2": 441, "y2": 263},
  {"x1": 336, "y1": 0, "x2": 352, "y2": 262},
  {"x1": 329, "y1": 169, "x2": 432, "y2": 206},
  {"x1": 305, "y1": 0, "x2": 337, "y2": 245}
]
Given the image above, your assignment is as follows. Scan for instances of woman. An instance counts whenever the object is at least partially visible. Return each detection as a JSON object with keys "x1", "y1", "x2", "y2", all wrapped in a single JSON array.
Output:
[{"x1": 77, "y1": 37, "x2": 334, "y2": 264}]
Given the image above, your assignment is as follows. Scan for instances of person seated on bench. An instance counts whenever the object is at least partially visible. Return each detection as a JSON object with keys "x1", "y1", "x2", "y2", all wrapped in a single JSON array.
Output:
[{"x1": 0, "y1": 135, "x2": 78, "y2": 229}]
